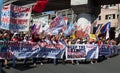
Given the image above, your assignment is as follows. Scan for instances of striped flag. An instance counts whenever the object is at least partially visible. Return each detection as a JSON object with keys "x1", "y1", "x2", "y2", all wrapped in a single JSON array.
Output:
[
  {"x1": 47, "y1": 15, "x2": 67, "y2": 35},
  {"x1": 95, "y1": 22, "x2": 111, "y2": 37},
  {"x1": 64, "y1": 22, "x2": 75, "y2": 36},
  {"x1": 100, "y1": 22, "x2": 111, "y2": 34},
  {"x1": 106, "y1": 22, "x2": 111, "y2": 39}
]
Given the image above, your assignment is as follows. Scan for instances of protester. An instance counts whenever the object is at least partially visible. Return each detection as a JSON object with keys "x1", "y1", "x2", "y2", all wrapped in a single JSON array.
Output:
[
  {"x1": 0, "y1": 12, "x2": 119, "y2": 67},
  {"x1": 0, "y1": 31, "x2": 10, "y2": 68},
  {"x1": 33, "y1": 34, "x2": 44, "y2": 66},
  {"x1": 88, "y1": 38, "x2": 98, "y2": 64}
]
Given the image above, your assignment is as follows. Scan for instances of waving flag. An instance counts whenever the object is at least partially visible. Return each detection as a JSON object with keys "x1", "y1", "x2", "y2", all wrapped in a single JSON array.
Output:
[
  {"x1": 106, "y1": 22, "x2": 111, "y2": 39},
  {"x1": 47, "y1": 15, "x2": 67, "y2": 35},
  {"x1": 95, "y1": 24, "x2": 103, "y2": 36},
  {"x1": 95, "y1": 22, "x2": 111, "y2": 37},
  {"x1": 32, "y1": 0, "x2": 48, "y2": 13},
  {"x1": 32, "y1": 23, "x2": 42, "y2": 35},
  {"x1": 31, "y1": 24, "x2": 37, "y2": 31},
  {"x1": 100, "y1": 22, "x2": 111, "y2": 34},
  {"x1": 64, "y1": 22, "x2": 75, "y2": 36}
]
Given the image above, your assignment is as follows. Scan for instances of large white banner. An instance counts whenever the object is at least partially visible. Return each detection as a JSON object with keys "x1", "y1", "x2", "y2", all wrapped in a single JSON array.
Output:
[
  {"x1": 0, "y1": 5, "x2": 11, "y2": 30},
  {"x1": 66, "y1": 44, "x2": 99, "y2": 60},
  {"x1": 0, "y1": 4, "x2": 31, "y2": 32},
  {"x1": 10, "y1": 4, "x2": 31, "y2": 31}
]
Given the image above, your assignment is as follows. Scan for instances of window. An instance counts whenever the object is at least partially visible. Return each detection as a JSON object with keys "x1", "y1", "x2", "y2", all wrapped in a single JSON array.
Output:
[
  {"x1": 106, "y1": 4, "x2": 116, "y2": 8},
  {"x1": 112, "y1": 14, "x2": 115, "y2": 19},
  {"x1": 98, "y1": 16, "x2": 101, "y2": 20},
  {"x1": 109, "y1": 4, "x2": 116, "y2": 7},
  {"x1": 105, "y1": 15, "x2": 109, "y2": 20},
  {"x1": 105, "y1": 14, "x2": 116, "y2": 20},
  {"x1": 117, "y1": 14, "x2": 119, "y2": 19}
]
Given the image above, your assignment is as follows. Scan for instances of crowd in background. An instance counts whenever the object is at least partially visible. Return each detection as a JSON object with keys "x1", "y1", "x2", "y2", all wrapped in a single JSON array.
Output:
[{"x1": 0, "y1": 29, "x2": 120, "y2": 69}]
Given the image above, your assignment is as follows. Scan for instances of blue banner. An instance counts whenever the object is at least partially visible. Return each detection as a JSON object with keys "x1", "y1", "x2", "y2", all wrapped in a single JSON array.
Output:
[
  {"x1": 99, "y1": 44, "x2": 111, "y2": 57},
  {"x1": 0, "y1": 42, "x2": 65, "y2": 59},
  {"x1": 0, "y1": 41, "x2": 119, "y2": 60},
  {"x1": 99, "y1": 44, "x2": 119, "y2": 57}
]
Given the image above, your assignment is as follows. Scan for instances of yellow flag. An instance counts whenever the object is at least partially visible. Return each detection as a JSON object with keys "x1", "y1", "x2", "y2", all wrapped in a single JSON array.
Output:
[
  {"x1": 71, "y1": 34, "x2": 76, "y2": 40},
  {"x1": 89, "y1": 34, "x2": 96, "y2": 40}
]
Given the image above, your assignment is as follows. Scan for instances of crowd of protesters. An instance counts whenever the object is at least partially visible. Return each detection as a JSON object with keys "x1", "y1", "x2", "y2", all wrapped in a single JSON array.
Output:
[{"x1": 0, "y1": 29, "x2": 120, "y2": 69}]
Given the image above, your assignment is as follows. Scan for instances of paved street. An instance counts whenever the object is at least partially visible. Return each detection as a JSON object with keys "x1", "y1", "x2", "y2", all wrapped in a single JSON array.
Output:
[{"x1": 1, "y1": 55, "x2": 120, "y2": 73}]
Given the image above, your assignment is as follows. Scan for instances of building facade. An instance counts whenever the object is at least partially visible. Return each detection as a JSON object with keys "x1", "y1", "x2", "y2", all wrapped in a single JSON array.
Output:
[
  {"x1": 95, "y1": 4, "x2": 119, "y2": 39},
  {"x1": 97, "y1": 4, "x2": 119, "y2": 27}
]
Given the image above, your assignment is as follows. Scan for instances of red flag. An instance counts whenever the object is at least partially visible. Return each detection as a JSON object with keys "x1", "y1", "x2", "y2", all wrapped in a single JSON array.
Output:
[{"x1": 32, "y1": 0, "x2": 48, "y2": 13}]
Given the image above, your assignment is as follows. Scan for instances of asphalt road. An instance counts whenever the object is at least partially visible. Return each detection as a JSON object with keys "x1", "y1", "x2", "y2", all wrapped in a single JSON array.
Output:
[{"x1": 1, "y1": 55, "x2": 120, "y2": 73}]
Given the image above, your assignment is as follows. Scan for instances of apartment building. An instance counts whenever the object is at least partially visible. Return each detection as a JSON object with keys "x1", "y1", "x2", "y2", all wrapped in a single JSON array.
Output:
[
  {"x1": 97, "y1": 4, "x2": 118, "y2": 27},
  {"x1": 95, "y1": 4, "x2": 119, "y2": 39}
]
